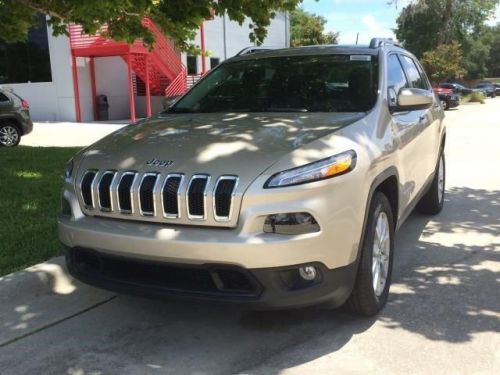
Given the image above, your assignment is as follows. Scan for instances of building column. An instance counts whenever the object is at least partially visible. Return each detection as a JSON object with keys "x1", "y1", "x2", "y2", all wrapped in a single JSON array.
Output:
[
  {"x1": 126, "y1": 53, "x2": 136, "y2": 122},
  {"x1": 71, "y1": 55, "x2": 82, "y2": 122},
  {"x1": 145, "y1": 55, "x2": 152, "y2": 117},
  {"x1": 89, "y1": 57, "x2": 97, "y2": 121},
  {"x1": 200, "y1": 22, "x2": 207, "y2": 74}
]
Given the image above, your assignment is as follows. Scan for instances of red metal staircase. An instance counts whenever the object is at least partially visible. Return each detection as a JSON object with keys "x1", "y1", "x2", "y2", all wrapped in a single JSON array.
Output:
[{"x1": 69, "y1": 18, "x2": 187, "y2": 121}]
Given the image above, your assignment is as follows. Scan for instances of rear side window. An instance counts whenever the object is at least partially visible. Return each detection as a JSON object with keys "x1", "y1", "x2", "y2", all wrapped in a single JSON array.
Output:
[
  {"x1": 0, "y1": 93, "x2": 9, "y2": 102},
  {"x1": 400, "y1": 55, "x2": 429, "y2": 90},
  {"x1": 387, "y1": 54, "x2": 408, "y2": 102}
]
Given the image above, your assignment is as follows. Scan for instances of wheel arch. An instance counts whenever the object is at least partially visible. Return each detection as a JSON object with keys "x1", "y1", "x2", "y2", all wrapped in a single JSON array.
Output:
[{"x1": 0, "y1": 116, "x2": 23, "y2": 134}]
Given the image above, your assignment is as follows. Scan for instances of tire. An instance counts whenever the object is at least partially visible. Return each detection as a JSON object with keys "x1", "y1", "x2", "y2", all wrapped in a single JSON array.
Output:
[
  {"x1": 0, "y1": 122, "x2": 21, "y2": 147},
  {"x1": 440, "y1": 99, "x2": 449, "y2": 110},
  {"x1": 417, "y1": 151, "x2": 445, "y2": 215},
  {"x1": 343, "y1": 192, "x2": 394, "y2": 316}
]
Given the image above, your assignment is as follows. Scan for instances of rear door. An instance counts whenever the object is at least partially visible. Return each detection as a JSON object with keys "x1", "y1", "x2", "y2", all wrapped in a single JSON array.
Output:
[{"x1": 0, "y1": 92, "x2": 12, "y2": 113}]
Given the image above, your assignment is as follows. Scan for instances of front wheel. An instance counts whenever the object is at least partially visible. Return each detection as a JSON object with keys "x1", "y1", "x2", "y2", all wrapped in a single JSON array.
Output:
[
  {"x1": 343, "y1": 192, "x2": 394, "y2": 316},
  {"x1": 417, "y1": 151, "x2": 445, "y2": 215}
]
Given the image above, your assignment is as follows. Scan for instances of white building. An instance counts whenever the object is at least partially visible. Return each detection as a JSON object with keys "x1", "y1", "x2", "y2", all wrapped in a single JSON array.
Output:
[{"x1": 0, "y1": 14, "x2": 289, "y2": 122}]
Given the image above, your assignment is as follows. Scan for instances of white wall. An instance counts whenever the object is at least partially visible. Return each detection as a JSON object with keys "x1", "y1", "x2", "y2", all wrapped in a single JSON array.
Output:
[
  {"x1": 6, "y1": 13, "x2": 289, "y2": 122},
  {"x1": 5, "y1": 26, "x2": 81, "y2": 122},
  {"x1": 94, "y1": 57, "x2": 130, "y2": 121},
  {"x1": 183, "y1": 11, "x2": 290, "y2": 73}
]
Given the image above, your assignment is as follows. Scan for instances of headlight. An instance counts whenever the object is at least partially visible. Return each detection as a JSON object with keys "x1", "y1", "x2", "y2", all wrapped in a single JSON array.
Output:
[
  {"x1": 65, "y1": 158, "x2": 74, "y2": 179},
  {"x1": 264, "y1": 150, "x2": 357, "y2": 188}
]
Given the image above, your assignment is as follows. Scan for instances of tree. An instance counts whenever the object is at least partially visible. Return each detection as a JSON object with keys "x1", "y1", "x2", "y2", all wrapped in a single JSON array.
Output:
[
  {"x1": 290, "y1": 8, "x2": 338, "y2": 47},
  {"x1": 393, "y1": 0, "x2": 499, "y2": 58},
  {"x1": 0, "y1": 0, "x2": 300, "y2": 51},
  {"x1": 421, "y1": 41, "x2": 466, "y2": 83}
]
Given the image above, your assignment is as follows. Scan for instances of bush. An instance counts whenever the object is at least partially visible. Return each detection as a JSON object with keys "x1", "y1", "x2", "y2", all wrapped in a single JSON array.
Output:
[{"x1": 462, "y1": 92, "x2": 485, "y2": 104}]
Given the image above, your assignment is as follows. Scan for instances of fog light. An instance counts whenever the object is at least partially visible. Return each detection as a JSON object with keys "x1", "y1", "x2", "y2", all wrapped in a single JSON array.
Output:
[
  {"x1": 299, "y1": 266, "x2": 317, "y2": 281},
  {"x1": 263, "y1": 212, "x2": 320, "y2": 235}
]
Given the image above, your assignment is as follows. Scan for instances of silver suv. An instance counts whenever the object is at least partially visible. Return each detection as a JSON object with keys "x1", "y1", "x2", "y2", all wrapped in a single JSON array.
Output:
[{"x1": 59, "y1": 38, "x2": 445, "y2": 315}]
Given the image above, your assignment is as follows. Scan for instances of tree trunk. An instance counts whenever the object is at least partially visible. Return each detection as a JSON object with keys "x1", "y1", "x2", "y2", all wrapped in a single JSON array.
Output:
[{"x1": 438, "y1": 0, "x2": 454, "y2": 45}]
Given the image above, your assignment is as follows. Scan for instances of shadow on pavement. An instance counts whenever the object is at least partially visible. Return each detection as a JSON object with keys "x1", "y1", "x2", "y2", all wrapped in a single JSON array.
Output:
[{"x1": 0, "y1": 187, "x2": 498, "y2": 375}]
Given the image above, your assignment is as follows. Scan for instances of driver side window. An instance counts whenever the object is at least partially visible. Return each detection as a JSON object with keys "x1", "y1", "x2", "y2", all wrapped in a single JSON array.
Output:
[{"x1": 387, "y1": 54, "x2": 409, "y2": 107}]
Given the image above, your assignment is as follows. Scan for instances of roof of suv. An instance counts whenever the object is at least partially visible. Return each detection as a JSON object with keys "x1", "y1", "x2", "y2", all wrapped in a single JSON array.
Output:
[{"x1": 231, "y1": 40, "x2": 406, "y2": 62}]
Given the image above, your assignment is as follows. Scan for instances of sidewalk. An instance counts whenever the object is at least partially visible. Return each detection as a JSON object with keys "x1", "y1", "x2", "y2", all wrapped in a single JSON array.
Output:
[{"x1": 20, "y1": 121, "x2": 129, "y2": 147}]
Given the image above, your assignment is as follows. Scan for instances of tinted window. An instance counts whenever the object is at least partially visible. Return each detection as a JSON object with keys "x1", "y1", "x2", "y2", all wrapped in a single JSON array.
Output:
[
  {"x1": 210, "y1": 57, "x2": 220, "y2": 69},
  {"x1": 387, "y1": 54, "x2": 408, "y2": 103},
  {"x1": 187, "y1": 56, "x2": 198, "y2": 75},
  {"x1": 0, "y1": 14, "x2": 52, "y2": 84},
  {"x1": 0, "y1": 92, "x2": 9, "y2": 102},
  {"x1": 169, "y1": 54, "x2": 379, "y2": 113},
  {"x1": 400, "y1": 55, "x2": 427, "y2": 89}
]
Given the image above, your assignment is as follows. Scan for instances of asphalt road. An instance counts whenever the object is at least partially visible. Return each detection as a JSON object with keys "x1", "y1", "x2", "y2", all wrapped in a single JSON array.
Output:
[{"x1": 1, "y1": 100, "x2": 499, "y2": 374}]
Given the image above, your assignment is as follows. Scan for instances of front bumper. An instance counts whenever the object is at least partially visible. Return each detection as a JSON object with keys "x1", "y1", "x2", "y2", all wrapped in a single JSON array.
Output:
[{"x1": 65, "y1": 246, "x2": 357, "y2": 309}]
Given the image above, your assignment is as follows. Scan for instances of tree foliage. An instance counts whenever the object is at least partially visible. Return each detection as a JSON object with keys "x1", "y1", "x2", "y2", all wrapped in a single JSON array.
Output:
[
  {"x1": 0, "y1": 0, "x2": 301, "y2": 51},
  {"x1": 421, "y1": 41, "x2": 466, "y2": 83},
  {"x1": 290, "y1": 8, "x2": 338, "y2": 47},
  {"x1": 394, "y1": 0, "x2": 499, "y2": 58}
]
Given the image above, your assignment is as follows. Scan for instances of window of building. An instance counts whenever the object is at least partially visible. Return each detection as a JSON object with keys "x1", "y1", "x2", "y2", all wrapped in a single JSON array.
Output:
[
  {"x1": 210, "y1": 57, "x2": 220, "y2": 69},
  {"x1": 187, "y1": 56, "x2": 198, "y2": 75},
  {"x1": 0, "y1": 14, "x2": 52, "y2": 84}
]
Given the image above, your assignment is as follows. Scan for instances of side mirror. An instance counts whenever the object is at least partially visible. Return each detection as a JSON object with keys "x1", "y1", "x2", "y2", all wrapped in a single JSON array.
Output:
[{"x1": 394, "y1": 88, "x2": 433, "y2": 111}]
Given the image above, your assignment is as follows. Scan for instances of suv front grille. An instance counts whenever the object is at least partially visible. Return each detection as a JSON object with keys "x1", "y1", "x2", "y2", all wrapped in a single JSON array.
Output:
[{"x1": 77, "y1": 170, "x2": 240, "y2": 226}]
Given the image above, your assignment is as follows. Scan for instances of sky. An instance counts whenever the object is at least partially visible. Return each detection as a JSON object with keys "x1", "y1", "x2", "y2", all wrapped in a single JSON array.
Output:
[{"x1": 301, "y1": 0, "x2": 500, "y2": 45}]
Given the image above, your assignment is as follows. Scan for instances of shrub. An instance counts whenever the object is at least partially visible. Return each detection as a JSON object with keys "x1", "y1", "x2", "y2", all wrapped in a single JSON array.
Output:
[{"x1": 462, "y1": 92, "x2": 485, "y2": 104}]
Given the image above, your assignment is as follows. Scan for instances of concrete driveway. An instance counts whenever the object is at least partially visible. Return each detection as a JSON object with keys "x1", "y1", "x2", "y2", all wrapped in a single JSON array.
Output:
[{"x1": 1, "y1": 101, "x2": 499, "y2": 374}]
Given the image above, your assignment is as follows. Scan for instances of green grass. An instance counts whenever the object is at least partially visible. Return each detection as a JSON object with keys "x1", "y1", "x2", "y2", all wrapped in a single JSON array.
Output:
[
  {"x1": 461, "y1": 91, "x2": 486, "y2": 104},
  {"x1": 0, "y1": 146, "x2": 80, "y2": 276}
]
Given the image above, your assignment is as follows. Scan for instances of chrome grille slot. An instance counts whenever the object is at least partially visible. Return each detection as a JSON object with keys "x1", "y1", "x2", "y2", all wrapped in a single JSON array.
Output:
[
  {"x1": 80, "y1": 170, "x2": 97, "y2": 208},
  {"x1": 187, "y1": 175, "x2": 210, "y2": 220},
  {"x1": 139, "y1": 173, "x2": 158, "y2": 216},
  {"x1": 162, "y1": 174, "x2": 183, "y2": 218},
  {"x1": 98, "y1": 171, "x2": 115, "y2": 211},
  {"x1": 213, "y1": 176, "x2": 238, "y2": 221},
  {"x1": 117, "y1": 172, "x2": 136, "y2": 213}
]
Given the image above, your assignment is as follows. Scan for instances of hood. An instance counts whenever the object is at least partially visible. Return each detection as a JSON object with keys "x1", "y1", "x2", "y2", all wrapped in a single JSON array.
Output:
[{"x1": 78, "y1": 112, "x2": 365, "y2": 183}]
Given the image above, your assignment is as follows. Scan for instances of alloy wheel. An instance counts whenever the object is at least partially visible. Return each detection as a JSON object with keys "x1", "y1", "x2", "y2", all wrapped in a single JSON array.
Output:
[
  {"x1": 372, "y1": 211, "x2": 391, "y2": 296},
  {"x1": 0, "y1": 125, "x2": 20, "y2": 147}
]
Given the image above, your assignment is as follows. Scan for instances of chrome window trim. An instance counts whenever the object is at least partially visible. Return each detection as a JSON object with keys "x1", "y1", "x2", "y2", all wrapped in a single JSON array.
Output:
[
  {"x1": 80, "y1": 170, "x2": 98, "y2": 209},
  {"x1": 161, "y1": 173, "x2": 184, "y2": 219},
  {"x1": 98, "y1": 170, "x2": 117, "y2": 212},
  {"x1": 116, "y1": 171, "x2": 137, "y2": 214},
  {"x1": 213, "y1": 175, "x2": 239, "y2": 222},
  {"x1": 138, "y1": 172, "x2": 159, "y2": 217},
  {"x1": 186, "y1": 174, "x2": 211, "y2": 221}
]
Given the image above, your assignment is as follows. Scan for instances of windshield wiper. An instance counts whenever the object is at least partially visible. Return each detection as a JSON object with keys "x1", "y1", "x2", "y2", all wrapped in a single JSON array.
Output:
[{"x1": 166, "y1": 107, "x2": 196, "y2": 113}]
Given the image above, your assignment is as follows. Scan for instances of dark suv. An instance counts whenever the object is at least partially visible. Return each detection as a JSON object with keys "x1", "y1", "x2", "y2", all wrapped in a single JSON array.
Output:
[{"x1": 0, "y1": 88, "x2": 33, "y2": 147}]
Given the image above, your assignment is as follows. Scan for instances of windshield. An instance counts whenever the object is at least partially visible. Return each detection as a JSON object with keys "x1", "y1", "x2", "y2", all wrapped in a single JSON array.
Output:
[{"x1": 168, "y1": 54, "x2": 378, "y2": 113}]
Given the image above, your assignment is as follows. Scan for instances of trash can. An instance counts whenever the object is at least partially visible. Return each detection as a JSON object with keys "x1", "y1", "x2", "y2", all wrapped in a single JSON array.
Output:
[{"x1": 97, "y1": 95, "x2": 109, "y2": 121}]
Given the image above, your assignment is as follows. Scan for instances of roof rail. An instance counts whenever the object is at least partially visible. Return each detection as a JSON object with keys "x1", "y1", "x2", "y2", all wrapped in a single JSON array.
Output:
[
  {"x1": 235, "y1": 46, "x2": 274, "y2": 56},
  {"x1": 369, "y1": 38, "x2": 403, "y2": 49}
]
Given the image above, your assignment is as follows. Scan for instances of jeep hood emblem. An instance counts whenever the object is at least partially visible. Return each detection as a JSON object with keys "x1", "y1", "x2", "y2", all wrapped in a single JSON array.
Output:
[{"x1": 146, "y1": 158, "x2": 174, "y2": 167}]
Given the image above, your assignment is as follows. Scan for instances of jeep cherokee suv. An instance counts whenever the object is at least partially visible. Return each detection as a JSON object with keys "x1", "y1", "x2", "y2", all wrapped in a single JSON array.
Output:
[{"x1": 59, "y1": 38, "x2": 446, "y2": 315}]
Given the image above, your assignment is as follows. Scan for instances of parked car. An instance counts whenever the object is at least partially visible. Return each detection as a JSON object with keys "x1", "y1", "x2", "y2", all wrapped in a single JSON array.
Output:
[
  {"x1": 475, "y1": 83, "x2": 496, "y2": 98},
  {"x1": 492, "y1": 83, "x2": 500, "y2": 95},
  {"x1": 0, "y1": 87, "x2": 33, "y2": 147},
  {"x1": 433, "y1": 87, "x2": 460, "y2": 110},
  {"x1": 59, "y1": 38, "x2": 446, "y2": 316},
  {"x1": 439, "y1": 82, "x2": 473, "y2": 95}
]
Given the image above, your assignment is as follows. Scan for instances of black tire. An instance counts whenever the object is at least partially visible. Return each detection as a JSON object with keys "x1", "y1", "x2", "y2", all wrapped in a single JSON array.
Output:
[
  {"x1": 0, "y1": 122, "x2": 21, "y2": 147},
  {"x1": 417, "y1": 151, "x2": 445, "y2": 215},
  {"x1": 440, "y1": 99, "x2": 449, "y2": 110},
  {"x1": 343, "y1": 192, "x2": 394, "y2": 316}
]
